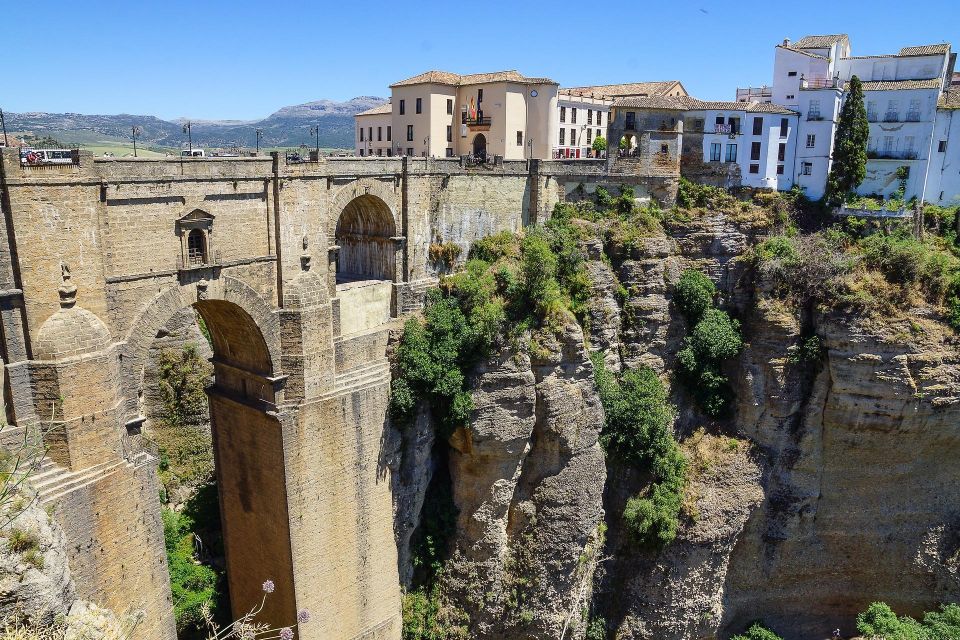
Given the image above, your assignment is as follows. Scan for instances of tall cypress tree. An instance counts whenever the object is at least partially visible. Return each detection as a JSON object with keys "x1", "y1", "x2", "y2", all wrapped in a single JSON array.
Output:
[{"x1": 825, "y1": 75, "x2": 870, "y2": 205}]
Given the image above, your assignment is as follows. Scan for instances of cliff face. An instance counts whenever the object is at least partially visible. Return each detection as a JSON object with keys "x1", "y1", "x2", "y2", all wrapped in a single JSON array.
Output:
[
  {"x1": 724, "y1": 305, "x2": 960, "y2": 638},
  {"x1": 442, "y1": 321, "x2": 607, "y2": 639},
  {"x1": 393, "y1": 207, "x2": 960, "y2": 639}
]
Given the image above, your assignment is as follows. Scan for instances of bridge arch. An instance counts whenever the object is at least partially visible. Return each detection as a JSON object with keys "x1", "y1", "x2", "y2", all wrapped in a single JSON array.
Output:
[
  {"x1": 335, "y1": 194, "x2": 397, "y2": 282},
  {"x1": 120, "y1": 278, "x2": 296, "y2": 629}
]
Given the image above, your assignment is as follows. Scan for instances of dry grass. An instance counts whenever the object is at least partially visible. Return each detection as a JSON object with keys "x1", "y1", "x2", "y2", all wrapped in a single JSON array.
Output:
[
  {"x1": 680, "y1": 428, "x2": 747, "y2": 520},
  {"x1": 0, "y1": 619, "x2": 64, "y2": 640}
]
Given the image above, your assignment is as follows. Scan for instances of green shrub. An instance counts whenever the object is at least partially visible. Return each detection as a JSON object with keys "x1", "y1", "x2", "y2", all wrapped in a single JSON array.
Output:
[
  {"x1": 402, "y1": 584, "x2": 468, "y2": 640},
  {"x1": 731, "y1": 622, "x2": 784, "y2": 640},
  {"x1": 860, "y1": 231, "x2": 959, "y2": 304},
  {"x1": 674, "y1": 269, "x2": 716, "y2": 324},
  {"x1": 922, "y1": 603, "x2": 960, "y2": 638},
  {"x1": 6, "y1": 527, "x2": 38, "y2": 554},
  {"x1": 675, "y1": 303, "x2": 743, "y2": 418},
  {"x1": 162, "y1": 508, "x2": 218, "y2": 633},
  {"x1": 593, "y1": 357, "x2": 687, "y2": 548},
  {"x1": 585, "y1": 617, "x2": 606, "y2": 640}
]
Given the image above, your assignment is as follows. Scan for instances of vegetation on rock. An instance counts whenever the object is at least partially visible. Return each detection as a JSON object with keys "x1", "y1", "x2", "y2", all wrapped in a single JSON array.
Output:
[
  {"x1": 731, "y1": 622, "x2": 784, "y2": 640},
  {"x1": 857, "y1": 601, "x2": 960, "y2": 639}
]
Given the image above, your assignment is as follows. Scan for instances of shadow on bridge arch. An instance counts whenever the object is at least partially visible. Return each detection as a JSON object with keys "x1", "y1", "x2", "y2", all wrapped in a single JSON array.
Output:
[
  {"x1": 122, "y1": 279, "x2": 296, "y2": 631},
  {"x1": 335, "y1": 194, "x2": 397, "y2": 283}
]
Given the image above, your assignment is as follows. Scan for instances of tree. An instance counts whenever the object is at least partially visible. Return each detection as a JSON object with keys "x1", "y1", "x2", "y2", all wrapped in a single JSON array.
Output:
[
  {"x1": 825, "y1": 75, "x2": 869, "y2": 205},
  {"x1": 592, "y1": 135, "x2": 607, "y2": 154}
]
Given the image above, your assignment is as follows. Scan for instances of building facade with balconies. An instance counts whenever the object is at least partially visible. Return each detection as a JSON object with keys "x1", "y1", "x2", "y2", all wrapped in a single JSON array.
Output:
[
  {"x1": 353, "y1": 70, "x2": 559, "y2": 161},
  {"x1": 743, "y1": 35, "x2": 959, "y2": 202},
  {"x1": 608, "y1": 96, "x2": 798, "y2": 191}
]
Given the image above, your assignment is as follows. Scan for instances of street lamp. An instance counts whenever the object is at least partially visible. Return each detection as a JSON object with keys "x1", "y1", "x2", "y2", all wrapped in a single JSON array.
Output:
[
  {"x1": 182, "y1": 121, "x2": 193, "y2": 153},
  {"x1": 131, "y1": 126, "x2": 142, "y2": 158},
  {"x1": 0, "y1": 109, "x2": 8, "y2": 148},
  {"x1": 255, "y1": 128, "x2": 263, "y2": 154},
  {"x1": 309, "y1": 125, "x2": 320, "y2": 158}
]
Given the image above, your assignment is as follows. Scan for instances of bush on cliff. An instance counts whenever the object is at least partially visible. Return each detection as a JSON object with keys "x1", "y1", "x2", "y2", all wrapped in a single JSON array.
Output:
[
  {"x1": 673, "y1": 270, "x2": 743, "y2": 418},
  {"x1": 731, "y1": 622, "x2": 784, "y2": 640},
  {"x1": 592, "y1": 356, "x2": 687, "y2": 547},
  {"x1": 162, "y1": 508, "x2": 218, "y2": 634},
  {"x1": 856, "y1": 602, "x2": 960, "y2": 640}
]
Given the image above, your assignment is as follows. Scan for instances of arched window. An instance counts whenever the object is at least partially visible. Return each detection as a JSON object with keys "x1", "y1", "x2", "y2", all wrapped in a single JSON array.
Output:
[{"x1": 188, "y1": 229, "x2": 207, "y2": 265}]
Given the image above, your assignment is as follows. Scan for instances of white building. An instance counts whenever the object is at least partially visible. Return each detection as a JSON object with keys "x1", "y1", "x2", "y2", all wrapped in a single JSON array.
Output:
[
  {"x1": 741, "y1": 35, "x2": 960, "y2": 204},
  {"x1": 555, "y1": 81, "x2": 688, "y2": 158},
  {"x1": 354, "y1": 103, "x2": 393, "y2": 157}
]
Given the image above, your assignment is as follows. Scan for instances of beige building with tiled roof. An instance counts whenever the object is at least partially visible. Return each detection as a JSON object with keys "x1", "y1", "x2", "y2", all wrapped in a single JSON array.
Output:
[
  {"x1": 356, "y1": 69, "x2": 559, "y2": 160},
  {"x1": 740, "y1": 33, "x2": 960, "y2": 203},
  {"x1": 562, "y1": 80, "x2": 688, "y2": 99}
]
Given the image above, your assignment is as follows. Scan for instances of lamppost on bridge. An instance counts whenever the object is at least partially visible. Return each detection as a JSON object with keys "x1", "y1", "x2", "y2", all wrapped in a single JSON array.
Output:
[
  {"x1": 255, "y1": 128, "x2": 263, "y2": 155},
  {"x1": 309, "y1": 125, "x2": 320, "y2": 159},
  {"x1": 131, "y1": 126, "x2": 142, "y2": 158},
  {"x1": 182, "y1": 121, "x2": 193, "y2": 154}
]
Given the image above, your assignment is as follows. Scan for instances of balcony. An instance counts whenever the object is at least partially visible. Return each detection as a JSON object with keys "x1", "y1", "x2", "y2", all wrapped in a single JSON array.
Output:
[
  {"x1": 867, "y1": 150, "x2": 918, "y2": 160},
  {"x1": 883, "y1": 113, "x2": 900, "y2": 123},
  {"x1": 867, "y1": 114, "x2": 879, "y2": 122},
  {"x1": 464, "y1": 116, "x2": 492, "y2": 130},
  {"x1": 713, "y1": 123, "x2": 741, "y2": 135},
  {"x1": 800, "y1": 77, "x2": 843, "y2": 90},
  {"x1": 905, "y1": 112, "x2": 922, "y2": 122},
  {"x1": 806, "y1": 114, "x2": 825, "y2": 121}
]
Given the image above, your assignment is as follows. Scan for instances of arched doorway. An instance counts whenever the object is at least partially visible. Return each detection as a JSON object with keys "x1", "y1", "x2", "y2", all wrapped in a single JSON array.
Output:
[
  {"x1": 472, "y1": 133, "x2": 487, "y2": 161},
  {"x1": 136, "y1": 294, "x2": 296, "y2": 635},
  {"x1": 335, "y1": 194, "x2": 397, "y2": 283}
]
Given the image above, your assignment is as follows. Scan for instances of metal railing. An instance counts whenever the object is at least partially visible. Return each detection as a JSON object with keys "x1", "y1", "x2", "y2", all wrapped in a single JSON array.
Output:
[
  {"x1": 177, "y1": 250, "x2": 222, "y2": 271},
  {"x1": 800, "y1": 77, "x2": 843, "y2": 90},
  {"x1": 867, "y1": 150, "x2": 918, "y2": 160},
  {"x1": 883, "y1": 113, "x2": 900, "y2": 122},
  {"x1": 464, "y1": 116, "x2": 492, "y2": 127}
]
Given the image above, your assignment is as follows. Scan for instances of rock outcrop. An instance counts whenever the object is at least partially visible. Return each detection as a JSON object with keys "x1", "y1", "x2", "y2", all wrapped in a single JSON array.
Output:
[{"x1": 443, "y1": 320, "x2": 607, "y2": 639}]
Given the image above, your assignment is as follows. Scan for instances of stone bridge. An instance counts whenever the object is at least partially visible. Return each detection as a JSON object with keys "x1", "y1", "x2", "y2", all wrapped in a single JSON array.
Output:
[{"x1": 0, "y1": 149, "x2": 676, "y2": 639}]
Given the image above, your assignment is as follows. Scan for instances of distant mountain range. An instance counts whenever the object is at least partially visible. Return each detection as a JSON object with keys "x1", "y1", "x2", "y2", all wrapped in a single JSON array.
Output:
[{"x1": 4, "y1": 96, "x2": 387, "y2": 150}]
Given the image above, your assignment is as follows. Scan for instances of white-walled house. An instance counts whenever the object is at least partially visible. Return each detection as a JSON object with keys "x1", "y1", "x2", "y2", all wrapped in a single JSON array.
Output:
[
  {"x1": 354, "y1": 103, "x2": 392, "y2": 157},
  {"x1": 741, "y1": 35, "x2": 960, "y2": 203}
]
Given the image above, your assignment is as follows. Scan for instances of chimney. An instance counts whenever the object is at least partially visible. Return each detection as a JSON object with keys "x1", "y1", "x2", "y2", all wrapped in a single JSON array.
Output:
[{"x1": 783, "y1": 38, "x2": 791, "y2": 47}]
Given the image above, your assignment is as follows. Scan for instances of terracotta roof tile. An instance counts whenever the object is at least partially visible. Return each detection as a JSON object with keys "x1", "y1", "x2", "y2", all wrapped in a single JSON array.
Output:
[
  {"x1": 792, "y1": 34, "x2": 849, "y2": 49},
  {"x1": 355, "y1": 103, "x2": 392, "y2": 116},
  {"x1": 899, "y1": 44, "x2": 951, "y2": 56},
  {"x1": 938, "y1": 91, "x2": 960, "y2": 110},
  {"x1": 561, "y1": 81, "x2": 687, "y2": 98},
  {"x1": 778, "y1": 46, "x2": 828, "y2": 60},
  {"x1": 860, "y1": 79, "x2": 943, "y2": 91},
  {"x1": 612, "y1": 96, "x2": 796, "y2": 115},
  {"x1": 390, "y1": 69, "x2": 556, "y2": 88}
]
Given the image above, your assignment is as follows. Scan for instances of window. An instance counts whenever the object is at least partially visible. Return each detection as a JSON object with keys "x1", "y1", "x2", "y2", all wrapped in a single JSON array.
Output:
[
  {"x1": 788, "y1": 71, "x2": 797, "y2": 77},
  {"x1": 560, "y1": 106, "x2": 566, "y2": 123},
  {"x1": 187, "y1": 229, "x2": 207, "y2": 265},
  {"x1": 778, "y1": 142, "x2": 786, "y2": 161},
  {"x1": 728, "y1": 117, "x2": 740, "y2": 134},
  {"x1": 377, "y1": 127, "x2": 382, "y2": 141},
  {"x1": 597, "y1": 129, "x2": 602, "y2": 140},
  {"x1": 885, "y1": 100, "x2": 899, "y2": 122},
  {"x1": 725, "y1": 144, "x2": 737, "y2": 162},
  {"x1": 907, "y1": 98, "x2": 921, "y2": 121},
  {"x1": 517, "y1": 130, "x2": 523, "y2": 146},
  {"x1": 597, "y1": 112, "x2": 602, "y2": 126},
  {"x1": 715, "y1": 116, "x2": 725, "y2": 127},
  {"x1": 939, "y1": 141, "x2": 948, "y2": 153},
  {"x1": 447, "y1": 126, "x2": 452, "y2": 143},
  {"x1": 801, "y1": 161, "x2": 813, "y2": 175},
  {"x1": 559, "y1": 129, "x2": 565, "y2": 145},
  {"x1": 588, "y1": 109, "x2": 593, "y2": 125},
  {"x1": 808, "y1": 99, "x2": 821, "y2": 119},
  {"x1": 399, "y1": 99, "x2": 405, "y2": 115},
  {"x1": 570, "y1": 128, "x2": 576, "y2": 145},
  {"x1": 866, "y1": 100, "x2": 878, "y2": 121},
  {"x1": 377, "y1": 149, "x2": 383, "y2": 156},
  {"x1": 358, "y1": 149, "x2": 364, "y2": 157},
  {"x1": 883, "y1": 135, "x2": 894, "y2": 155},
  {"x1": 749, "y1": 163, "x2": 760, "y2": 174},
  {"x1": 478, "y1": 89, "x2": 483, "y2": 102},
  {"x1": 752, "y1": 117, "x2": 763, "y2": 135},
  {"x1": 406, "y1": 147, "x2": 414, "y2": 156},
  {"x1": 359, "y1": 128, "x2": 365, "y2": 141},
  {"x1": 776, "y1": 165, "x2": 784, "y2": 175},
  {"x1": 447, "y1": 99, "x2": 453, "y2": 115},
  {"x1": 806, "y1": 134, "x2": 816, "y2": 148},
  {"x1": 751, "y1": 141, "x2": 761, "y2": 161},
  {"x1": 368, "y1": 127, "x2": 372, "y2": 142},
  {"x1": 905, "y1": 135, "x2": 916, "y2": 157},
  {"x1": 709, "y1": 142, "x2": 722, "y2": 162},
  {"x1": 387, "y1": 126, "x2": 391, "y2": 141},
  {"x1": 571, "y1": 108, "x2": 577, "y2": 124},
  {"x1": 407, "y1": 124, "x2": 414, "y2": 141},
  {"x1": 786, "y1": 94, "x2": 795, "y2": 100},
  {"x1": 586, "y1": 129, "x2": 592, "y2": 144},
  {"x1": 446, "y1": 147, "x2": 454, "y2": 157},
  {"x1": 625, "y1": 112, "x2": 636, "y2": 129},
  {"x1": 387, "y1": 149, "x2": 392, "y2": 157},
  {"x1": 660, "y1": 143, "x2": 668, "y2": 154},
  {"x1": 780, "y1": 118, "x2": 788, "y2": 138},
  {"x1": 416, "y1": 98, "x2": 422, "y2": 114}
]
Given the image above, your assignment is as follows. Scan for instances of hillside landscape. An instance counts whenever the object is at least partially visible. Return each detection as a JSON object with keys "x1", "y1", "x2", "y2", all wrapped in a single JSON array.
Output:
[{"x1": 4, "y1": 96, "x2": 387, "y2": 151}]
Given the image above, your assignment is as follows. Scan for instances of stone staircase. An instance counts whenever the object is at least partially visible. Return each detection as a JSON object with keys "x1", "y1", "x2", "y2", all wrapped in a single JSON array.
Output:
[
  {"x1": 322, "y1": 359, "x2": 391, "y2": 400},
  {"x1": 33, "y1": 457, "x2": 128, "y2": 506}
]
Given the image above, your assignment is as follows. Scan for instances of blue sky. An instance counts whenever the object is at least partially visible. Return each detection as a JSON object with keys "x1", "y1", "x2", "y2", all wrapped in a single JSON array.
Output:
[{"x1": 5, "y1": 0, "x2": 958, "y2": 120}]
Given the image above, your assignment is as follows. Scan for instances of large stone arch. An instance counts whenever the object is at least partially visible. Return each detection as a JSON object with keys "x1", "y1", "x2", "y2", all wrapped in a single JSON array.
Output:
[
  {"x1": 326, "y1": 178, "x2": 400, "y2": 240},
  {"x1": 335, "y1": 194, "x2": 398, "y2": 282},
  {"x1": 119, "y1": 276, "x2": 281, "y2": 421},
  {"x1": 120, "y1": 276, "x2": 296, "y2": 629}
]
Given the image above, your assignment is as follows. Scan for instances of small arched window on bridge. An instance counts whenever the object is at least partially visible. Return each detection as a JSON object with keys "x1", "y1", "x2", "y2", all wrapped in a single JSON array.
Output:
[{"x1": 187, "y1": 229, "x2": 207, "y2": 266}]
